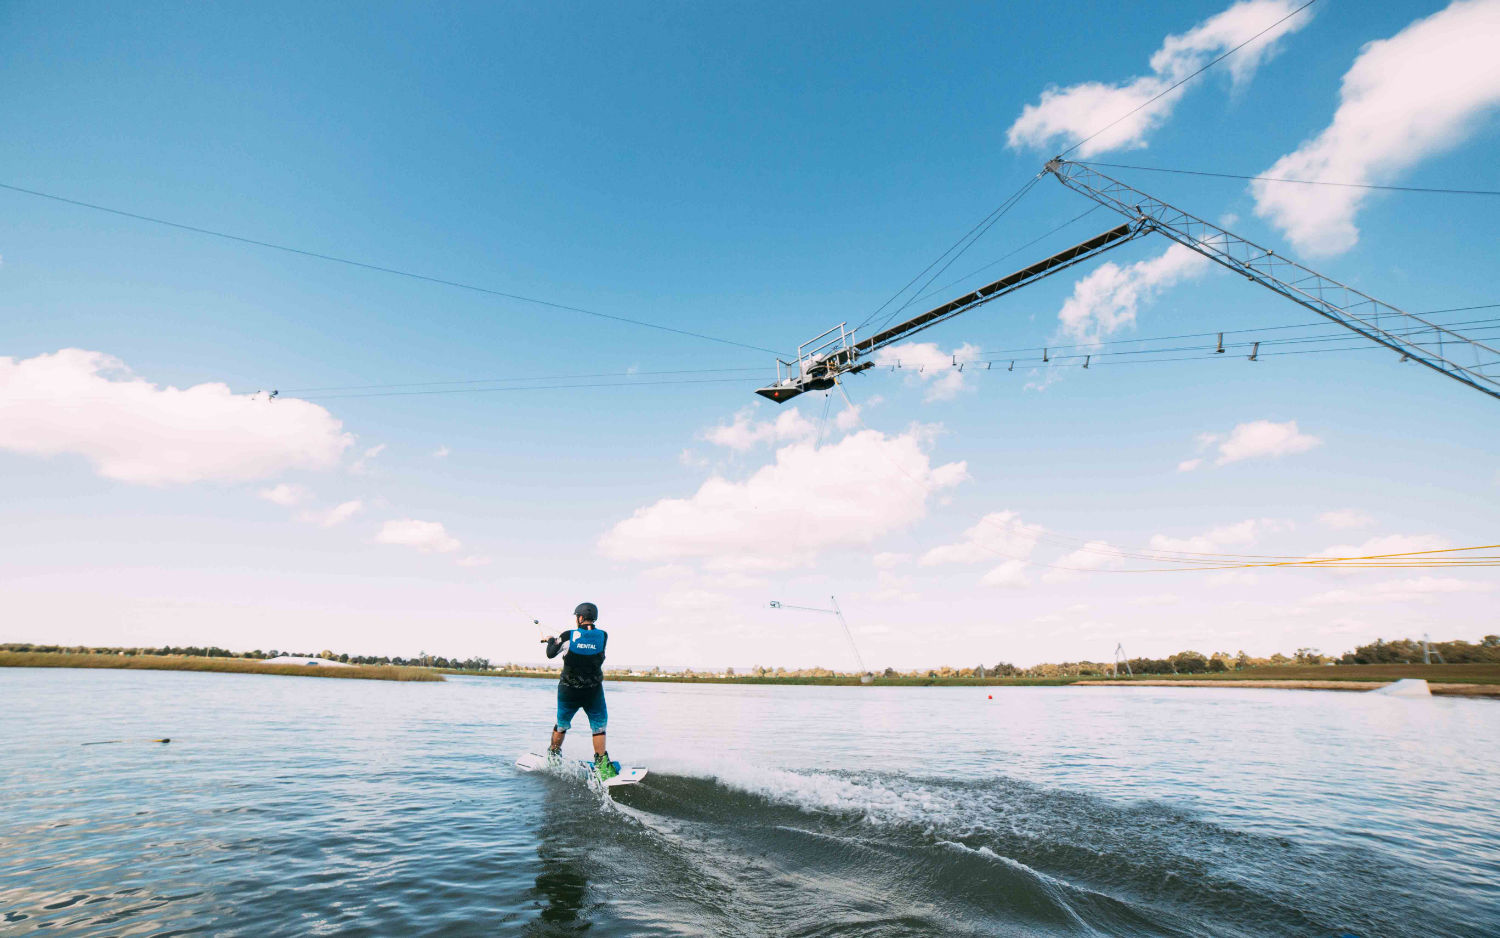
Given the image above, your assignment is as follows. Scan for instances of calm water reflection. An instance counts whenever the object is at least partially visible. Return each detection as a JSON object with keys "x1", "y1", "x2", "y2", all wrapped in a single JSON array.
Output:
[{"x1": 1, "y1": 667, "x2": 1496, "y2": 936}]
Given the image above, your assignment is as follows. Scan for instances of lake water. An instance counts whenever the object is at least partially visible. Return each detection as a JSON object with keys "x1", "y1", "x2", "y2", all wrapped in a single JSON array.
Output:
[{"x1": 2, "y1": 668, "x2": 1497, "y2": 936}]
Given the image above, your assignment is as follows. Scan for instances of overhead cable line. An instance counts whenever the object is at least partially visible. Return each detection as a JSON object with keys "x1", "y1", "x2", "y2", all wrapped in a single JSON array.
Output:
[
  {"x1": 273, "y1": 305, "x2": 1499, "y2": 399},
  {"x1": 296, "y1": 375, "x2": 760, "y2": 401},
  {"x1": 969, "y1": 338, "x2": 1493, "y2": 371},
  {"x1": 953, "y1": 304, "x2": 1500, "y2": 362},
  {"x1": 904, "y1": 204, "x2": 1105, "y2": 309},
  {"x1": 1076, "y1": 161, "x2": 1500, "y2": 196},
  {"x1": 0, "y1": 180, "x2": 784, "y2": 356},
  {"x1": 832, "y1": 378, "x2": 1239, "y2": 569},
  {"x1": 960, "y1": 317, "x2": 1500, "y2": 367},
  {"x1": 273, "y1": 319, "x2": 1499, "y2": 400},
  {"x1": 1059, "y1": 0, "x2": 1320, "y2": 158},
  {"x1": 870, "y1": 175, "x2": 1045, "y2": 336},
  {"x1": 945, "y1": 328, "x2": 1500, "y2": 371},
  {"x1": 1043, "y1": 159, "x2": 1500, "y2": 400},
  {"x1": 854, "y1": 173, "x2": 1043, "y2": 335},
  {"x1": 277, "y1": 365, "x2": 765, "y2": 395},
  {"x1": 833, "y1": 379, "x2": 1499, "y2": 573},
  {"x1": 876, "y1": 307, "x2": 1494, "y2": 366},
  {"x1": 962, "y1": 498, "x2": 1500, "y2": 570},
  {"x1": 1105, "y1": 544, "x2": 1500, "y2": 573}
]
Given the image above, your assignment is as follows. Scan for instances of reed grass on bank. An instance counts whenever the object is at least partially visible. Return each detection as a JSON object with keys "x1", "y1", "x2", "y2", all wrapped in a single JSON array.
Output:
[
  {"x1": 1080, "y1": 663, "x2": 1500, "y2": 685},
  {"x1": 1, "y1": 651, "x2": 442, "y2": 682},
  {"x1": 460, "y1": 662, "x2": 1500, "y2": 689},
  {"x1": 463, "y1": 669, "x2": 1080, "y2": 687}
]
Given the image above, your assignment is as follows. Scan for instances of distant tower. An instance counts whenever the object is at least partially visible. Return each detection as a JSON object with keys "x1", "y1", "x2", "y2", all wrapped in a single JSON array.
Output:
[
  {"x1": 1422, "y1": 633, "x2": 1446, "y2": 665},
  {"x1": 1113, "y1": 643, "x2": 1132, "y2": 678}
]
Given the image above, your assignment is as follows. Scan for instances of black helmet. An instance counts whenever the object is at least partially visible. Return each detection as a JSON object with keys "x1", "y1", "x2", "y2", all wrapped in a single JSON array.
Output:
[{"x1": 573, "y1": 602, "x2": 598, "y2": 622}]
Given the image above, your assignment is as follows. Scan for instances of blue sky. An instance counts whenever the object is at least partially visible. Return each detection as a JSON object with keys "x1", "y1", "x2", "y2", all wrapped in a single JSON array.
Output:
[{"x1": 2, "y1": 1, "x2": 1497, "y2": 670}]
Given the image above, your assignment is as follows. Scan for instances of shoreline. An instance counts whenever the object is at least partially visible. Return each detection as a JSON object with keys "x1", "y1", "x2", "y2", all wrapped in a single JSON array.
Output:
[
  {"x1": 0, "y1": 651, "x2": 441, "y2": 682},
  {"x1": 1074, "y1": 678, "x2": 1500, "y2": 697},
  {"x1": 6, "y1": 654, "x2": 1498, "y2": 696},
  {"x1": 457, "y1": 664, "x2": 1500, "y2": 696}
]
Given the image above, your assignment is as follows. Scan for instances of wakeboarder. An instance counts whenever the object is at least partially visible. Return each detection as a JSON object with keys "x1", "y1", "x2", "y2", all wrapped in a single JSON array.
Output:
[{"x1": 542, "y1": 602, "x2": 616, "y2": 780}]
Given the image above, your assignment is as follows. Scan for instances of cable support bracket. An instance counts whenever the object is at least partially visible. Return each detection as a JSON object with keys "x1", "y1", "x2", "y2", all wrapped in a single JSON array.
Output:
[
  {"x1": 755, "y1": 221, "x2": 1144, "y2": 402},
  {"x1": 1043, "y1": 157, "x2": 1500, "y2": 402}
]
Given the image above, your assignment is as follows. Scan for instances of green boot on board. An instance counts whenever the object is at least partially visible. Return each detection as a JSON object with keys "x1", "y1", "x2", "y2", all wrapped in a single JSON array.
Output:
[{"x1": 594, "y1": 752, "x2": 619, "y2": 781}]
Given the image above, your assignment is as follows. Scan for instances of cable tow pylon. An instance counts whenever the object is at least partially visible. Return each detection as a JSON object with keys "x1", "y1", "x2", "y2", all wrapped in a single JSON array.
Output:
[
  {"x1": 1045, "y1": 159, "x2": 1500, "y2": 402},
  {"x1": 755, "y1": 223, "x2": 1144, "y2": 402}
]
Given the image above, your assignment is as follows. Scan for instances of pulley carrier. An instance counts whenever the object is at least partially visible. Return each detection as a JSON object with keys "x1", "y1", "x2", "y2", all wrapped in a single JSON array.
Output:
[
  {"x1": 756, "y1": 222, "x2": 1144, "y2": 402},
  {"x1": 757, "y1": 159, "x2": 1500, "y2": 403}
]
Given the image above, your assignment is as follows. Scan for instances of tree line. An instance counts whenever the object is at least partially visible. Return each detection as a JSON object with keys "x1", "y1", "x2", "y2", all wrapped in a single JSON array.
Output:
[
  {"x1": 0, "y1": 643, "x2": 493, "y2": 672},
  {"x1": 7, "y1": 634, "x2": 1497, "y2": 679},
  {"x1": 737, "y1": 634, "x2": 1500, "y2": 680},
  {"x1": 962, "y1": 634, "x2": 1500, "y2": 680}
]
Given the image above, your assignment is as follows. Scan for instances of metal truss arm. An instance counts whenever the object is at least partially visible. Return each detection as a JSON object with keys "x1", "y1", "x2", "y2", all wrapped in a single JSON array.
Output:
[
  {"x1": 843, "y1": 222, "x2": 1142, "y2": 362},
  {"x1": 755, "y1": 222, "x2": 1143, "y2": 402},
  {"x1": 1045, "y1": 159, "x2": 1500, "y2": 402}
]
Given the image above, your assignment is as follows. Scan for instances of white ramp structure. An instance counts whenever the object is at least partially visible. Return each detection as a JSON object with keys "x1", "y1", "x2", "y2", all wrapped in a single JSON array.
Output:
[
  {"x1": 1370, "y1": 679, "x2": 1432, "y2": 697},
  {"x1": 263, "y1": 655, "x2": 354, "y2": 668}
]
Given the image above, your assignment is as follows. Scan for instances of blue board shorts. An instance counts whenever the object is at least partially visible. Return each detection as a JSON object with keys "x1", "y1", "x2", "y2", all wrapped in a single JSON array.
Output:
[{"x1": 555, "y1": 683, "x2": 607, "y2": 734}]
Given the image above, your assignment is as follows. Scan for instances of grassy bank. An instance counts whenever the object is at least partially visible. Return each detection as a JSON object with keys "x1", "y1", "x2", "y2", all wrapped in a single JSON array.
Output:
[
  {"x1": 451, "y1": 668, "x2": 1076, "y2": 687},
  {"x1": 458, "y1": 662, "x2": 1500, "y2": 692},
  {"x1": 1077, "y1": 663, "x2": 1500, "y2": 685},
  {"x1": 1, "y1": 651, "x2": 442, "y2": 682},
  {"x1": 15, "y1": 654, "x2": 1493, "y2": 692},
  {"x1": 1074, "y1": 678, "x2": 1500, "y2": 697}
]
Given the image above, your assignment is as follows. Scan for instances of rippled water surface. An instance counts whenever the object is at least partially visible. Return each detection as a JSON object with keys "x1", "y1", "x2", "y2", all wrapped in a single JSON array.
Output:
[{"x1": 2, "y1": 668, "x2": 1497, "y2": 936}]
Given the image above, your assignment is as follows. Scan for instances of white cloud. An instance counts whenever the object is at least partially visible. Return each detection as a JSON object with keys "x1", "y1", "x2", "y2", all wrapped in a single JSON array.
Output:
[
  {"x1": 351, "y1": 443, "x2": 385, "y2": 475},
  {"x1": 1215, "y1": 420, "x2": 1320, "y2": 464},
  {"x1": 456, "y1": 555, "x2": 492, "y2": 568},
  {"x1": 1253, "y1": 0, "x2": 1500, "y2": 254},
  {"x1": 1312, "y1": 533, "x2": 1449, "y2": 560},
  {"x1": 658, "y1": 587, "x2": 733, "y2": 614},
  {"x1": 432, "y1": 445, "x2": 450, "y2": 459},
  {"x1": 873, "y1": 552, "x2": 912, "y2": 569},
  {"x1": 702, "y1": 571, "x2": 768, "y2": 590},
  {"x1": 1208, "y1": 570, "x2": 1260, "y2": 586},
  {"x1": 299, "y1": 499, "x2": 364, "y2": 528},
  {"x1": 599, "y1": 427, "x2": 968, "y2": 571},
  {"x1": 1319, "y1": 509, "x2": 1374, "y2": 530},
  {"x1": 1129, "y1": 593, "x2": 1183, "y2": 606},
  {"x1": 704, "y1": 408, "x2": 818, "y2": 451},
  {"x1": 872, "y1": 342, "x2": 979, "y2": 402},
  {"x1": 1308, "y1": 576, "x2": 1491, "y2": 605},
  {"x1": 980, "y1": 560, "x2": 1031, "y2": 589},
  {"x1": 643, "y1": 563, "x2": 695, "y2": 580},
  {"x1": 1056, "y1": 244, "x2": 1208, "y2": 343},
  {"x1": 1007, "y1": 1, "x2": 1312, "y2": 156},
  {"x1": 920, "y1": 511, "x2": 1045, "y2": 566},
  {"x1": 1150, "y1": 518, "x2": 1290, "y2": 554},
  {"x1": 870, "y1": 570, "x2": 920, "y2": 603},
  {"x1": 1323, "y1": 616, "x2": 1373, "y2": 634},
  {"x1": 375, "y1": 519, "x2": 461, "y2": 554},
  {"x1": 0, "y1": 349, "x2": 352, "y2": 485},
  {"x1": 836, "y1": 395, "x2": 880, "y2": 431},
  {"x1": 260, "y1": 483, "x2": 312, "y2": 507},
  {"x1": 1043, "y1": 540, "x2": 1125, "y2": 583},
  {"x1": 1186, "y1": 420, "x2": 1321, "y2": 469}
]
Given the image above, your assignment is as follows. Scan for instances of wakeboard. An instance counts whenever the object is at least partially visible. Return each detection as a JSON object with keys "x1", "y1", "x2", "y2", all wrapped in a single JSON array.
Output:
[{"x1": 515, "y1": 751, "x2": 648, "y2": 788}]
